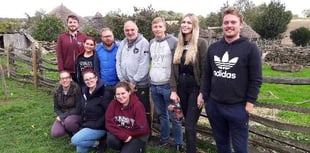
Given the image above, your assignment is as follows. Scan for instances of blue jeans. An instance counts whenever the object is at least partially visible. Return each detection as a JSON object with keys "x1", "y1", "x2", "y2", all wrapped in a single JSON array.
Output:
[
  {"x1": 151, "y1": 84, "x2": 183, "y2": 145},
  {"x1": 71, "y1": 128, "x2": 106, "y2": 153}
]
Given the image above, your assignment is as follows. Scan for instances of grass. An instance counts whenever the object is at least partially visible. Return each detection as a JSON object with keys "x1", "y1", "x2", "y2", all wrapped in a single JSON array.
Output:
[
  {"x1": 262, "y1": 64, "x2": 310, "y2": 77},
  {"x1": 258, "y1": 65, "x2": 310, "y2": 127},
  {"x1": 259, "y1": 83, "x2": 310, "y2": 107},
  {"x1": 0, "y1": 64, "x2": 309, "y2": 152}
]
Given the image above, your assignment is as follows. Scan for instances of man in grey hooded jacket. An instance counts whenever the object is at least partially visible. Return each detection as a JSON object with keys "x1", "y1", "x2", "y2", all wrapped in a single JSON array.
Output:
[{"x1": 116, "y1": 20, "x2": 151, "y2": 138}]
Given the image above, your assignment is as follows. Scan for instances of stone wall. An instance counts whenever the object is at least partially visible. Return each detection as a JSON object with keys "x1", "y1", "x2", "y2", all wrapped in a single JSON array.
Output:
[{"x1": 256, "y1": 40, "x2": 310, "y2": 67}]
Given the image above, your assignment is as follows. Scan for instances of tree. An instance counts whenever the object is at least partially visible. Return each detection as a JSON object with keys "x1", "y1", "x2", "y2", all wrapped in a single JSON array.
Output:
[
  {"x1": 302, "y1": 9, "x2": 310, "y2": 18},
  {"x1": 132, "y1": 5, "x2": 160, "y2": 40},
  {"x1": 252, "y1": 0, "x2": 292, "y2": 39},
  {"x1": 104, "y1": 9, "x2": 129, "y2": 40},
  {"x1": 290, "y1": 27, "x2": 310, "y2": 46},
  {"x1": 233, "y1": 0, "x2": 255, "y2": 13},
  {"x1": 198, "y1": 15, "x2": 208, "y2": 30},
  {"x1": 0, "y1": 20, "x2": 20, "y2": 33},
  {"x1": 205, "y1": 12, "x2": 222, "y2": 28},
  {"x1": 83, "y1": 26, "x2": 100, "y2": 42},
  {"x1": 166, "y1": 22, "x2": 179, "y2": 36},
  {"x1": 157, "y1": 10, "x2": 183, "y2": 20},
  {"x1": 204, "y1": 1, "x2": 230, "y2": 29},
  {"x1": 233, "y1": 0, "x2": 260, "y2": 27},
  {"x1": 30, "y1": 14, "x2": 65, "y2": 41}
]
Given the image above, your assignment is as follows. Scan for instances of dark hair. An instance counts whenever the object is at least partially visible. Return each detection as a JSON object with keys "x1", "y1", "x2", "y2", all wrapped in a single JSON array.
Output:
[
  {"x1": 84, "y1": 36, "x2": 96, "y2": 44},
  {"x1": 115, "y1": 81, "x2": 134, "y2": 93},
  {"x1": 81, "y1": 67, "x2": 98, "y2": 78},
  {"x1": 67, "y1": 15, "x2": 79, "y2": 23}
]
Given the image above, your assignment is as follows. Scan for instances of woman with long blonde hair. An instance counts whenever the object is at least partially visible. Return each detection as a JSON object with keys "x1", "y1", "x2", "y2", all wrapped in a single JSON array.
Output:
[{"x1": 169, "y1": 13, "x2": 208, "y2": 153}]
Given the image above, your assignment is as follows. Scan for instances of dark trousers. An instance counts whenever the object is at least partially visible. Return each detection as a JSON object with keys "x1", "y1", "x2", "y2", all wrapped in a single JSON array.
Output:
[
  {"x1": 106, "y1": 132, "x2": 146, "y2": 153},
  {"x1": 206, "y1": 98, "x2": 249, "y2": 153},
  {"x1": 50, "y1": 115, "x2": 81, "y2": 138},
  {"x1": 177, "y1": 75, "x2": 201, "y2": 153},
  {"x1": 136, "y1": 87, "x2": 152, "y2": 137},
  {"x1": 103, "y1": 85, "x2": 115, "y2": 107},
  {"x1": 70, "y1": 73, "x2": 78, "y2": 83}
]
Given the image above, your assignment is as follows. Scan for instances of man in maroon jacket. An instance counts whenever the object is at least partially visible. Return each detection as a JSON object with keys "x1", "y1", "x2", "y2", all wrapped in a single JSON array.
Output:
[{"x1": 56, "y1": 15, "x2": 87, "y2": 82}]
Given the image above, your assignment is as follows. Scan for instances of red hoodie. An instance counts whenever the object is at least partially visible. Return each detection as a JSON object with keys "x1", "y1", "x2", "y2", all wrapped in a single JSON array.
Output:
[
  {"x1": 56, "y1": 31, "x2": 87, "y2": 73},
  {"x1": 105, "y1": 94, "x2": 150, "y2": 141}
]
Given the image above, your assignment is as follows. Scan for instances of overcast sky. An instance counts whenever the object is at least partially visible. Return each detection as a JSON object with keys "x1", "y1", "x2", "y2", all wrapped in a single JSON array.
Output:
[{"x1": 1, "y1": 0, "x2": 308, "y2": 18}]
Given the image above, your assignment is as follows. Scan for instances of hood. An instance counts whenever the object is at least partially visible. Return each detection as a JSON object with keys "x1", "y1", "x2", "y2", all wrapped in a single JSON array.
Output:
[
  {"x1": 154, "y1": 34, "x2": 173, "y2": 42},
  {"x1": 115, "y1": 93, "x2": 140, "y2": 110},
  {"x1": 125, "y1": 33, "x2": 144, "y2": 48},
  {"x1": 96, "y1": 41, "x2": 118, "y2": 52}
]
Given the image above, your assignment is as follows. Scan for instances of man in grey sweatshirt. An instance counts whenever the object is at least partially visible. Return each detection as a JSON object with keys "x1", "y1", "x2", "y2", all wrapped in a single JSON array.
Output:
[{"x1": 116, "y1": 20, "x2": 151, "y2": 138}]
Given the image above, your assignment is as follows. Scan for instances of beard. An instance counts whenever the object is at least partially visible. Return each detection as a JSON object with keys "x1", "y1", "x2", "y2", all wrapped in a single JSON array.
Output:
[
  {"x1": 68, "y1": 26, "x2": 78, "y2": 32},
  {"x1": 103, "y1": 41, "x2": 113, "y2": 47}
]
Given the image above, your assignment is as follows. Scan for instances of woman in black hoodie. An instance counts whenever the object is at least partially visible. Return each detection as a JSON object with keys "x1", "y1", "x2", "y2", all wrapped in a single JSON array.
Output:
[{"x1": 71, "y1": 68, "x2": 108, "y2": 153}]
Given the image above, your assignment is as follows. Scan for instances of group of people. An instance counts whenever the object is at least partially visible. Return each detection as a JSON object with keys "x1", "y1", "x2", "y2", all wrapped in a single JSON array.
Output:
[{"x1": 51, "y1": 6, "x2": 262, "y2": 153}]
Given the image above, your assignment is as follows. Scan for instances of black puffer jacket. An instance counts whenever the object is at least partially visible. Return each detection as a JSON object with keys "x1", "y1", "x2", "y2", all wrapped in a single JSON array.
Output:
[{"x1": 80, "y1": 80, "x2": 108, "y2": 130}]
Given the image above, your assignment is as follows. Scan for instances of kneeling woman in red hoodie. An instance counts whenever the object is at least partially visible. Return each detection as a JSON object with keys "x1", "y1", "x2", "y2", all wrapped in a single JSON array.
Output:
[{"x1": 105, "y1": 81, "x2": 149, "y2": 153}]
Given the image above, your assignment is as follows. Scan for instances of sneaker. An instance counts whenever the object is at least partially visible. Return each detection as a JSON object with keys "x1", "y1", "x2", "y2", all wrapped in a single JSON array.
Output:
[
  {"x1": 175, "y1": 144, "x2": 184, "y2": 152},
  {"x1": 96, "y1": 139, "x2": 106, "y2": 153}
]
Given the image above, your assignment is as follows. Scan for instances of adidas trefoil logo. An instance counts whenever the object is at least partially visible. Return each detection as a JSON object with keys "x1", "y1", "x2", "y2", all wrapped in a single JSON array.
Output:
[
  {"x1": 214, "y1": 51, "x2": 238, "y2": 70},
  {"x1": 213, "y1": 51, "x2": 238, "y2": 79}
]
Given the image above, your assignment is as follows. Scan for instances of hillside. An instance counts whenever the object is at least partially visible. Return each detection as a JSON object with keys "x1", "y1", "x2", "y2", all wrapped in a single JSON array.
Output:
[{"x1": 281, "y1": 19, "x2": 310, "y2": 45}]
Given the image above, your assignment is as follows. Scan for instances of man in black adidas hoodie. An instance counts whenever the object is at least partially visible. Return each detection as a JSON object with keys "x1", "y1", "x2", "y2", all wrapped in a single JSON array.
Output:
[{"x1": 203, "y1": 6, "x2": 262, "y2": 153}]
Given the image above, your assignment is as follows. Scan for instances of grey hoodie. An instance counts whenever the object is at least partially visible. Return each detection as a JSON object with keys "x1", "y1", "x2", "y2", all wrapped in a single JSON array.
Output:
[
  {"x1": 116, "y1": 33, "x2": 150, "y2": 86},
  {"x1": 149, "y1": 34, "x2": 177, "y2": 85}
]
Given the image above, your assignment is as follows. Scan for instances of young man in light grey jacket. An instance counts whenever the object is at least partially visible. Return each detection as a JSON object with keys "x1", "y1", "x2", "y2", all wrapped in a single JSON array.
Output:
[{"x1": 149, "y1": 17, "x2": 183, "y2": 152}]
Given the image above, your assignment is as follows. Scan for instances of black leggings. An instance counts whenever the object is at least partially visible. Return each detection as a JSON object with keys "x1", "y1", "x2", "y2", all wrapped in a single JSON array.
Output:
[
  {"x1": 106, "y1": 132, "x2": 146, "y2": 153},
  {"x1": 177, "y1": 75, "x2": 202, "y2": 153}
]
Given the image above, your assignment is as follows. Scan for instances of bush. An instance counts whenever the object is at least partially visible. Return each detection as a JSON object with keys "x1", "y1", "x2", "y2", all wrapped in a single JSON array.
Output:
[
  {"x1": 290, "y1": 27, "x2": 310, "y2": 47},
  {"x1": 253, "y1": 1, "x2": 292, "y2": 39},
  {"x1": 0, "y1": 20, "x2": 20, "y2": 33},
  {"x1": 30, "y1": 15, "x2": 65, "y2": 41},
  {"x1": 83, "y1": 26, "x2": 100, "y2": 42}
]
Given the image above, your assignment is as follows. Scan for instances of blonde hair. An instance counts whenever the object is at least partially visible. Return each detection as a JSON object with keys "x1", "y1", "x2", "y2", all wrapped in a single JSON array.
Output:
[
  {"x1": 222, "y1": 6, "x2": 244, "y2": 23},
  {"x1": 152, "y1": 17, "x2": 166, "y2": 27},
  {"x1": 173, "y1": 13, "x2": 199, "y2": 65},
  {"x1": 115, "y1": 81, "x2": 134, "y2": 93}
]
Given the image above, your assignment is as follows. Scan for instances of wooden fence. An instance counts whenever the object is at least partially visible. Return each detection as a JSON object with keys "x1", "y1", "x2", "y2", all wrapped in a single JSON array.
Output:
[
  {"x1": 0, "y1": 44, "x2": 58, "y2": 89},
  {"x1": 0, "y1": 45, "x2": 309, "y2": 153}
]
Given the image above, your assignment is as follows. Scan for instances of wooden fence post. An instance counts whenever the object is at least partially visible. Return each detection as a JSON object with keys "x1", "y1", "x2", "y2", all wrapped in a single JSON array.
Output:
[
  {"x1": 0, "y1": 64, "x2": 8, "y2": 100},
  {"x1": 32, "y1": 44, "x2": 38, "y2": 88},
  {"x1": 38, "y1": 44, "x2": 43, "y2": 77},
  {"x1": 5, "y1": 44, "x2": 12, "y2": 78}
]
